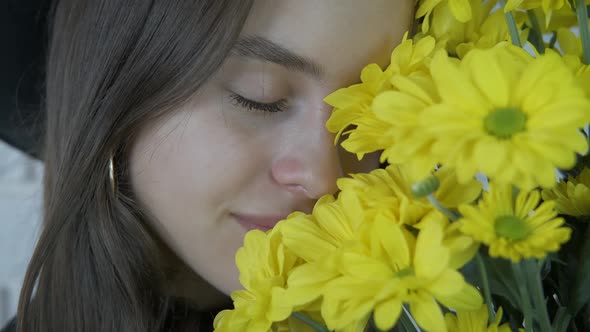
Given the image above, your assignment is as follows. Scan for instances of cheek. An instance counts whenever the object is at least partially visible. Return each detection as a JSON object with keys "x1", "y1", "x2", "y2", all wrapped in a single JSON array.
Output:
[
  {"x1": 127, "y1": 101, "x2": 262, "y2": 294},
  {"x1": 129, "y1": 112, "x2": 234, "y2": 226}
]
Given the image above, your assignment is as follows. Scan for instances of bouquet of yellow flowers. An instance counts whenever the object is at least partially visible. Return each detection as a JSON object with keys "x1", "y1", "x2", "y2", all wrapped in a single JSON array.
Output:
[{"x1": 214, "y1": 0, "x2": 590, "y2": 331}]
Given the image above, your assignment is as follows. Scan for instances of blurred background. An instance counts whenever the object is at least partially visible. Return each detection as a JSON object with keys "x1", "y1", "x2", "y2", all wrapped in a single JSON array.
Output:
[
  {"x1": 1, "y1": 0, "x2": 48, "y2": 326},
  {"x1": 0, "y1": 141, "x2": 43, "y2": 327}
]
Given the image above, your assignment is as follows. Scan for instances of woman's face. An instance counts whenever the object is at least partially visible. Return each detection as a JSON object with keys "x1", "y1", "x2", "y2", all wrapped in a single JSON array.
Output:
[{"x1": 129, "y1": 0, "x2": 413, "y2": 298}]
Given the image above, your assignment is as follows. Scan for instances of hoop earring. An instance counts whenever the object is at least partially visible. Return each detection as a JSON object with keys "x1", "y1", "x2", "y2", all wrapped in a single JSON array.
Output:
[{"x1": 108, "y1": 155, "x2": 116, "y2": 194}]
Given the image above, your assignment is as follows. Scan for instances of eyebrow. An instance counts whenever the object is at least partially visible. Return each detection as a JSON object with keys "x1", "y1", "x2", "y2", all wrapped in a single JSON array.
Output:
[{"x1": 231, "y1": 35, "x2": 325, "y2": 81}]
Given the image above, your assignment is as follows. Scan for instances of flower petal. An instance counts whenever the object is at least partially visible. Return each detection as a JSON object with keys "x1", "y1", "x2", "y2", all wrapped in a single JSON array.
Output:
[
  {"x1": 374, "y1": 298, "x2": 403, "y2": 331},
  {"x1": 411, "y1": 296, "x2": 448, "y2": 332},
  {"x1": 414, "y1": 221, "x2": 449, "y2": 278},
  {"x1": 435, "y1": 284, "x2": 483, "y2": 311},
  {"x1": 465, "y1": 49, "x2": 509, "y2": 106}
]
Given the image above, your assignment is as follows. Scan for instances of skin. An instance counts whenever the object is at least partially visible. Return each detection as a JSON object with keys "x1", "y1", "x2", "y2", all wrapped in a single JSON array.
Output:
[{"x1": 129, "y1": 0, "x2": 414, "y2": 308}]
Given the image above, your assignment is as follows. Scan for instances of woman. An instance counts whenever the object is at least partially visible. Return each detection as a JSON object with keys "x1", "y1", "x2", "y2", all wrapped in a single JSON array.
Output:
[{"x1": 1, "y1": 0, "x2": 415, "y2": 331}]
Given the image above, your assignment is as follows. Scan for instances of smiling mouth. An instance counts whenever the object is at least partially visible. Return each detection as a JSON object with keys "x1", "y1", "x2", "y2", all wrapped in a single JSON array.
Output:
[{"x1": 231, "y1": 213, "x2": 287, "y2": 232}]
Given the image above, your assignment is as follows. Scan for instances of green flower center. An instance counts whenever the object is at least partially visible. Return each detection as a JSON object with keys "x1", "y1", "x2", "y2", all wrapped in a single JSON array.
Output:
[
  {"x1": 484, "y1": 107, "x2": 527, "y2": 139},
  {"x1": 494, "y1": 215, "x2": 529, "y2": 240},
  {"x1": 395, "y1": 267, "x2": 415, "y2": 278}
]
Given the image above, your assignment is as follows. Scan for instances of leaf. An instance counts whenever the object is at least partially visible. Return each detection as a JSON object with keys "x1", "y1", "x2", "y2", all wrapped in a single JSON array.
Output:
[
  {"x1": 552, "y1": 307, "x2": 572, "y2": 332},
  {"x1": 494, "y1": 296, "x2": 524, "y2": 331},
  {"x1": 481, "y1": 253, "x2": 521, "y2": 310},
  {"x1": 568, "y1": 223, "x2": 590, "y2": 315}
]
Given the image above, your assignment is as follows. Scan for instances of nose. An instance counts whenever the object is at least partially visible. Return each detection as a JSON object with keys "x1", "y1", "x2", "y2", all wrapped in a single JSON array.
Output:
[{"x1": 271, "y1": 105, "x2": 343, "y2": 199}]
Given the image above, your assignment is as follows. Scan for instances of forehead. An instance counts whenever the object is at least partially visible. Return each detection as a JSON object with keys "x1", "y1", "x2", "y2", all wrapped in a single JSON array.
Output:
[{"x1": 240, "y1": 0, "x2": 414, "y2": 83}]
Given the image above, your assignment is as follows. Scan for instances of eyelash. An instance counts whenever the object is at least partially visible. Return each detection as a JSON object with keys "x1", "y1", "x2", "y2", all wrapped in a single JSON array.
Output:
[{"x1": 229, "y1": 93, "x2": 288, "y2": 113}]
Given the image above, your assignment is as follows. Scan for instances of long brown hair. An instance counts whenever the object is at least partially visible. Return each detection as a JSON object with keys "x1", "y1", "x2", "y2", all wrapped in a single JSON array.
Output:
[{"x1": 16, "y1": 1, "x2": 254, "y2": 331}]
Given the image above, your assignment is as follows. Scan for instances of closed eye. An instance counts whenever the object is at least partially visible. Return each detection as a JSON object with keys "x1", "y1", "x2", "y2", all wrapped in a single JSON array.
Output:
[{"x1": 229, "y1": 93, "x2": 288, "y2": 113}]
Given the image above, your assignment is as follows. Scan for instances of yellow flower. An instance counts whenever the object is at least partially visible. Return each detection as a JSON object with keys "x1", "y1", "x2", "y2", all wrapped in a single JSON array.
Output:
[
  {"x1": 556, "y1": 28, "x2": 590, "y2": 97},
  {"x1": 418, "y1": 0, "x2": 528, "y2": 58},
  {"x1": 279, "y1": 193, "x2": 379, "y2": 332},
  {"x1": 281, "y1": 166, "x2": 480, "y2": 329},
  {"x1": 214, "y1": 228, "x2": 298, "y2": 332},
  {"x1": 505, "y1": 0, "x2": 590, "y2": 27},
  {"x1": 337, "y1": 165, "x2": 481, "y2": 225},
  {"x1": 216, "y1": 310, "x2": 324, "y2": 332},
  {"x1": 324, "y1": 33, "x2": 437, "y2": 160},
  {"x1": 558, "y1": 28, "x2": 583, "y2": 58},
  {"x1": 281, "y1": 193, "x2": 365, "y2": 264},
  {"x1": 423, "y1": 45, "x2": 590, "y2": 189},
  {"x1": 530, "y1": 6, "x2": 580, "y2": 32},
  {"x1": 324, "y1": 63, "x2": 393, "y2": 159},
  {"x1": 434, "y1": 166, "x2": 484, "y2": 208},
  {"x1": 337, "y1": 166, "x2": 431, "y2": 225},
  {"x1": 504, "y1": 0, "x2": 569, "y2": 13},
  {"x1": 459, "y1": 183, "x2": 572, "y2": 262},
  {"x1": 321, "y1": 215, "x2": 482, "y2": 332},
  {"x1": 279, "y1": 192, "x2": 366, "y2": 309},
  {"x1": 504, "y1": 0, "x2": 590, "y2": 14},
  {"x1": 384, "y1": 32, "x2": 437, "y2": 77},
  {"x1": 542, "y1": 167, "x2": 590, "y2": 217},
  {"x1": 445, "y1": 305, "x2": 512, "y2": 332},
  {"x1": 372, "y1": 72, "x2": 441, "y2": 177},
  {"x1": 442, "y1": 221, "x2": 481, "y2": 269},
  {"x1": 416, "y1": 0, "x2": 474, "y2": 32},
  {"x1": 272, "y1": 310, "x2": 332, "y2": 332}
]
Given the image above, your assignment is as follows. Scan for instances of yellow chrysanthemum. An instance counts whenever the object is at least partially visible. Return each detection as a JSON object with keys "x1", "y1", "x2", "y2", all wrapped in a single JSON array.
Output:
[
  {"x1": 324, "y1": 33, "x2": 437, "y2": 160},
  {"x1": 337, "y1": 165, "x2": 481, "y2": 225},
  {"x1": 321, "y1": 215, "x2": 482, "y2": 332},
  {"x1": 271, "y1": 310, "x2": 331, "y2": 332},
  {"x1": 416, "y1": 0, "x2": 528, "y2": 58},
  {"x1": 441, "y1": 220, "x2": 481, "y2": 269},
  {"x1": 556, "y1": 28, "x2": 590, "y2": 97},
  {"x1": 280, "y1": 193, "x2": 378, "y2": 332},
  {"x1": 563, "y1": 56, "x2": 590, "y2": 99},
  {"x1": 279, "y1": 192, "x2": 366, "y2": 309},
  {"x1": 557, "y1": 28, "x2": 583, "y2": 58},
  {"x1": 422, "y1": 45, "x2": 590, "y2": 189},
  {"x1": 505, "y1": 0, "x2": 590, "y2": 14},
  {"x1": 542, "y1": 167, "x2": 590, "y2": 217},
  {"x1": 384, "y1": 32, "x2": 438, "y2": 77},
  {"x1": 459, "y1": 183, "x2": 572, "y2": 262},
  {"x1": 337, "y1": 168, "x2": 430, "y2": 225},
  {"x1": 280, "y1": 167, "x2": 481, "y2": 330},
  {"x1": 445, "y1": 305, "x2": 512, "y2": 332},
  {"x1": 372, "y1": 72, "x2": 441, "y2": 177},
  {"x1": 505, "y1": 0, "x2": 590, "y2": 27},
  {"x1": 505, "y1": 0, "x2": 569, "y2": 13},
  {"x1": 324, "y1": 62, "x2": 393, "y2": 159},
  {"x1": 214, "y1": 228, "x2": 298, "y2": 332},
  {"x1": 504, "y1": 0, "x2": 565, "y2": 18},
  {"x1": 280, "y1": 192, "x2": 365, "y2": 265},
  {"x1": 530, "y1": 6, "x2": 580, "y2": 32},
  {"x1": 416, "y1": 0, "x2": 474, "y2": 32},
  {"x1": 216, "y1": 310, "x2": 324, "y2": 332}
]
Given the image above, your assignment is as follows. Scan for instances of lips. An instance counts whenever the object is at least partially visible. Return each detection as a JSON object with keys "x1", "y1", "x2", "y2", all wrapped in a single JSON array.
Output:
[{"x1": 232, "y1": 213, "x2": 287, "y2": 231}]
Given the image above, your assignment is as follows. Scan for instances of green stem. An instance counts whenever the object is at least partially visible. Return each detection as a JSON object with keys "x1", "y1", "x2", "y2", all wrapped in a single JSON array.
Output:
[
  {"x1": 576, "y1": 0, "x2": 590, "y2": 64},
  {"x1": 512, "y1": 262, "x2": 534, "y2": 332},
  {"x1": 553, "y1": 307, "x2": 573, "y2": 332},
  {"x1": 499, "y1": 0, "x2": 522, "y2": 47},
  {"x1": 291, "y1": 312, "x2": 330, "y2": 332},
  {"x1": 426, "y1": 194, "x2": 460, "y2": 221},
  {"x1": 398, "y1": 307, "x2": 420, "y2": 332},
  {"x1": 524, "y1": 259, "x2": 552, "y2": 332},
  {"x1": 475, "y1": 253, "x2": 496, "y2": 323},
  {"x1": 548, "y1": 31, "x2": 558, "y2": 49},
  {"x1": 527, "y1": 10, "x2": 545, "y2": 53}
]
